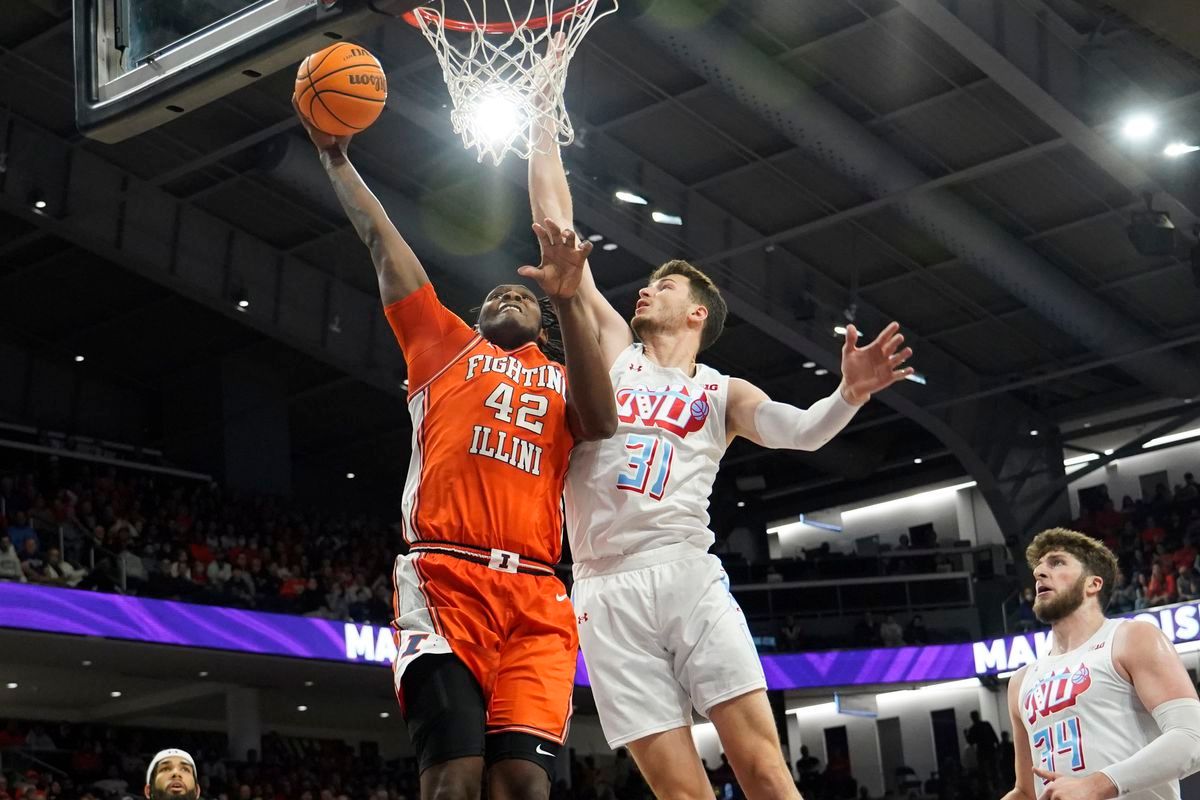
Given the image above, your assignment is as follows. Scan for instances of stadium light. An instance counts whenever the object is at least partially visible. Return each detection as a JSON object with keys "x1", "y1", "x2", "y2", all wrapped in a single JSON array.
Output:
[
  {"x1": 1063, "y1": 453, "x2": 1100, "y2": 467},
  {"x1": 1121, "y1": 114, "x2": 1158, "y2": 140},
  {"x1": 587, "y1": 233, "x2": 604, "y2": 243},
  {"x1": 814, "y1": 368, "x2": 829, "y2": 376},
  {"x1": 74, "y1": 355, "x2": 85, "y2": 363},
  {"x1": 802, "y1": 362, "x2": 816, "y2": 369},
  {"x1": 471, "y1": 94, "x2": 521, "y2": 145},
  {"x1": 1142, "y1": 427, "x2": 1200, "y2": 449},
  {"x1": 833, "y1": 325, "x2": 847, "y2": 336},
  {"x1": 1164, "y1": 142, "x2": 1200, "y2": 157},
  {"x1": 651, "y1": 211, "x2": 683, "y2": 225},
  {"x1": 614, "y1": 190, "x2": 648, "y2": 205},
  {"x1": 601, "y1": 242, "x2": 619, "y2": 252}
]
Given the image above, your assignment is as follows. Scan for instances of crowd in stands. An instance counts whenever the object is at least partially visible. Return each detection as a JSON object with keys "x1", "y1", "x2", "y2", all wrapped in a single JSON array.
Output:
[
  {"x1": 0, "y1": 463, "x2": 403, "y2": 626},
  {"x1": 1012, "y1": 475, "x2": 1200, "y2": 630},
  {"x1": 4, "y1": 455, "x2": 1199, "y2": 653}
]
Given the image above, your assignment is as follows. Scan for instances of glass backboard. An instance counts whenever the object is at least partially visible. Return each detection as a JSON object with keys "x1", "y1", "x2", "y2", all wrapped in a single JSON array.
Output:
[{"x1": 75, "y1": 0, "x2": 422, "y2": 143}]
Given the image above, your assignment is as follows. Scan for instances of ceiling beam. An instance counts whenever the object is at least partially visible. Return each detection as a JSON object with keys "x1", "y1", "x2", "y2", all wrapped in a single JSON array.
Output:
[{"x1": 894, "y1": 0, "x2": 1197, "y2": 226}]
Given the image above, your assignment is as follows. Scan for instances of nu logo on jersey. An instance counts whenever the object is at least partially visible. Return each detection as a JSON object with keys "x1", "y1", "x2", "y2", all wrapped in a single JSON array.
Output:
[
  {"x1": 616, "y1": 384, "x2": 711, "y2": 437},
  {"x1": 1022, "y1": 664, "x2": 1092, "y2": 724}
]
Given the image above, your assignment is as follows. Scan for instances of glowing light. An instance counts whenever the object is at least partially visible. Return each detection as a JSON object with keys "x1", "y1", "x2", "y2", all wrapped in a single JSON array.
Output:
[
  {"x1": 833, "y1": 325, "x2": 847, "y2": 336},
  {"x1": 471, "y1": 94, "x2": 521, "y2": 145},
  {"x1": 1121, "y1": 114, "x2": 1158, "y2": 140},
  {"x1": 297, "y1": 705, "x2": 308, "y2": 712},
  {"x1": 651, "y1": 211, "x2": 683, "y2": 225},
  {"x1": 601, "y1": 242, "x2": 619, "y2": 252},
  {"x1": 1143, "y1": 427, "x2": 1200, "y2": 449},
  {"x1": 614, "y1": 191, "x2": 648, "y2": 205},
  {"x1": 1164, "y1": 142, "x2": 1200, "y2": 157},
  {"x1": 74, "y1": 355, "x2": 85, "y2": 363},
  {"x1": 1063, "y1": 453, "x2": 1099, "y2": 467},
  {"x1": 802, "y1": 362, "x2": 816, "y2": 369},
  {"x1": 814, "y1": 368, "x2": 829, "y2": 376}
]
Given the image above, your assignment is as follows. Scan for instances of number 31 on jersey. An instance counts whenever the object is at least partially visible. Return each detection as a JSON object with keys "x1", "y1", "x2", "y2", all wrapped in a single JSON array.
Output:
[{"x1": 617, "y1": 433, "x2": 674, "y2": 500}]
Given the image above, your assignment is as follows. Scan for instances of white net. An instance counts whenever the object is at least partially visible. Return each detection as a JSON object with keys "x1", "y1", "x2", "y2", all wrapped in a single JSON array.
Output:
[{"x1": 406, "y1": 0, "x2": 617, "y2": 165}]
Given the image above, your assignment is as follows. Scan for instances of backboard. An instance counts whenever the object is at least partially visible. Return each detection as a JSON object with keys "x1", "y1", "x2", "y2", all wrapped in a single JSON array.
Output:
[{"x1": 74, "y1": 0, "x2": 422, "y2": 143}]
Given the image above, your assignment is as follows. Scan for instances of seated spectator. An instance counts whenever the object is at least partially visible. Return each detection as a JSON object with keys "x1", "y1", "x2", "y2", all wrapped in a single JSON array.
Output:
[
  {"x1": 207, "y1": 551, "x2": 233, "y2": 587},
  {"x1": 1108, "y1": 570, "x2": 1137, "y2": 614},
  {"x1": 40, "y1": 547, "x2": 87, "y2": 588},
  {"x1": 1016, "y1": 587, "x2": 1037, "y2": 631},
  {"x1": 853, "y1": 612, "x2": 879, "y2": 646},
  {"x1": 1093, "y1": 499, "x2": 1125, "y2": 537},
  {"x1": 1140, "y1": 516, "x2": 1167, "y2": 548},
  {"x1": 19, "y1": 538, "x2": 45, "y2": 581},
  {"x1": 1145, "y1": 562, "x2": 1176, "y2": 606},
  {"x1": 24, "y1": 724, "x2": 56, "y2": 750},
  {"x1": 1173, "y1": 535, "x2": 1198, "y2": 574},
  {"x1": 0, "y1": 536, "x2": 25, "y2": 583},
  {"x1": 905, "y1": 614, "x2": 930, "y2": 644},
  {"x1": 1134, "y1": 572, "x2": 1150, "y2": 609},
  {"x1": 879, "y1": 615, "x2": 905, "y2": 647},
  {"x1": 4, "y1": 511, "x2": 37, "y2": 553},
  {"x1": 779, "y1": 615, "x2": 803, "y2": 651},
  {"x1": 117, "y1": 543, "x2": 149, "y2": 593},
  {"x1": 1177, "y1": 565, "x2": 1199, "y2": 602}
]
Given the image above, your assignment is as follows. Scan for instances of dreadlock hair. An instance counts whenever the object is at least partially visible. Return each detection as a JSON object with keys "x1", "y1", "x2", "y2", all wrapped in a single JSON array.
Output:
[{"x1": 537, "y1": 296, "x2": 565, "y2": 364}]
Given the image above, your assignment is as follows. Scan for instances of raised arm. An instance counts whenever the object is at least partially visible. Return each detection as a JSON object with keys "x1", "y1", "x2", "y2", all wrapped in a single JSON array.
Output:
[
  {"x1": 725, "y1": 323, "x2": 913, "y2": 447},
  {"x1": 520, "y1": 224, "x2": 617, "y2": 442},
  {"x1": 528, "y1": 40, "x2": 633, "y2": 364},
  {"x1": 294, "y1": 99, "x2": 428, "y2": 306}
]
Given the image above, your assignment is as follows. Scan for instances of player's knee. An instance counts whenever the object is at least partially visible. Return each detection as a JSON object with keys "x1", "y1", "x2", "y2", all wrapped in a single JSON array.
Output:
[
  {"x1": 423, "y1": 765, "x2": 481, "y2": 800},
  {"x1": 731, "y1": 751, "x2": 796, "y2": 799}
]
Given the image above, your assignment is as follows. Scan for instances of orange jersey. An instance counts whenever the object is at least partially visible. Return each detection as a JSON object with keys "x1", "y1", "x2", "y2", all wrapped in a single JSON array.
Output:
[{"x1": 385, "y1": 284, "x2": 574, "y2": 565}]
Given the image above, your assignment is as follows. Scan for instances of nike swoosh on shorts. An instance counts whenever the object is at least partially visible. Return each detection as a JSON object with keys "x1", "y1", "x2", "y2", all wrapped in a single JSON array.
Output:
[
  {"x1": 536, "y1": 744, "x2": 556, "y2": 757},
  {"x1": 556, "y1": 594, "x2": 569, "y2": 602}
]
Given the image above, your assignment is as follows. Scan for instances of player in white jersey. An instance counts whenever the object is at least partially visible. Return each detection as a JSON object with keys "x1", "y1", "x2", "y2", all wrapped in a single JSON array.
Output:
[
  {"x1": 1002, "y1": 528, "x2": 1200, "y2": 800},
  {"x1": 528, "y1": 51, "x2": 914, "y2": 800}
]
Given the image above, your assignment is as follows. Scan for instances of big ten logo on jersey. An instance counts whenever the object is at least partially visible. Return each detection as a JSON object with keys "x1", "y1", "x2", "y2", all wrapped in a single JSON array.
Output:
[
  {"x1": 616, "y1": 384, "x2": 712, "y2": 437},
  {"x1": 1023, "y1": 664, "x2": 1093, "y2": 724},
  {"x1": 464, "y1": 354, "x2": 564, "y2": 476}
]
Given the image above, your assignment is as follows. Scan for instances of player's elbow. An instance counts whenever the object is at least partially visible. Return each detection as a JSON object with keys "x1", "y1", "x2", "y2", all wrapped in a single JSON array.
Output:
[{"x1": 580, "y1": 416, "x2": 618, "y2": 442}]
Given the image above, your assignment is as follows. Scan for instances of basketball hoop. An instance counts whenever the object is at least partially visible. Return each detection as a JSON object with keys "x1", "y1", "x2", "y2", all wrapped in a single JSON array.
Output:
[{"x1": 402, "y1": 0, "x2": 617, "y2": 164}]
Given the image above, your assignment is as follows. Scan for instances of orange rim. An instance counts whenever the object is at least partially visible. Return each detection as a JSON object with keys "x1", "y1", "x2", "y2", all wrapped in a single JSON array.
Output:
[{"x1": 402, "y1": 1, "x2": 595, "y2": 33}]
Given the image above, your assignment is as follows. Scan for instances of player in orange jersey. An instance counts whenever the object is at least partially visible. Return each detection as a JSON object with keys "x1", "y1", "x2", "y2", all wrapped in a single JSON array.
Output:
[{"x1": 296, "y1": 101, "x2": 617, "y2": 800}]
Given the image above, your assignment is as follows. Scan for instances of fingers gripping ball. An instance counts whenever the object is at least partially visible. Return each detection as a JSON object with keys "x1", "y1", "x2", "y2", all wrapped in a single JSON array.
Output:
[{"x1": 294, "y1": 43, "x2": 387, "y2": 136}]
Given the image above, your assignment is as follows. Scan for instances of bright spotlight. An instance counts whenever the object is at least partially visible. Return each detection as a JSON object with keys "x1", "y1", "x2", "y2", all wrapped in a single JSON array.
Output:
[
  {"x1": 587, "y1": 233, "x2": 604, "y2": 242},
  {"x1": 814, "y1": 368, "x2": 829, "y2": 376},
  {"x1": 651, "y1": 211, "x2": 683, "y2": 225},
  {"x1": 614, "y1": 191, "x2": 648, "y2": 205},
  {"x1": 601, "y1": 242, "x2": 619, "y2": 252},
  {"x1": 1121, "y1": 114, "x2": 1158, "y2": 140},
  {"x1": 1164, "y1": 142, "x2": 1200, "y2": 157},
  {"x1": 471, "y1": 94, "x2": 521, "y2": 145},
  {"x1": 833, "y1": 325, "x2": 847, "y2": 336}
]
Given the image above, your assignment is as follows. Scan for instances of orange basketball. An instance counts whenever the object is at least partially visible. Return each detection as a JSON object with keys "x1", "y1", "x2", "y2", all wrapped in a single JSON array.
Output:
[{"x1": 294, "y1": 42, "x2": 387, "y2": 137}]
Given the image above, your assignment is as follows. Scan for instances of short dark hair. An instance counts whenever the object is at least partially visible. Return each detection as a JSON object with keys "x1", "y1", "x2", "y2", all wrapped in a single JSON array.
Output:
[
  {"x1": 649, "y1": 260, "x2": 727, "y2": 351},
  {"x1": 1026, "y1": 528, "x2": 1119, "y2": 610}
]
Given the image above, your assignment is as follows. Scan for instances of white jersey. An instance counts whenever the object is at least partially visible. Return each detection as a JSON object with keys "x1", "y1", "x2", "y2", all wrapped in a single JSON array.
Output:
[
  {"x1": 1017, "y1": 618, "x2": 1178, "y2": 800},
  {"x1": 565, "y1": 344, "x2": 729, "y2": 563}
]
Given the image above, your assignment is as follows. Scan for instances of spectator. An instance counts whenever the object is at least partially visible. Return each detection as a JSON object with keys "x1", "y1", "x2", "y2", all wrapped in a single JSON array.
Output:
[
  {"x1": 0, "y1": 536, "x2": 26, "y2": 583},
  {"x1": 905, "y1": 614, "x2": 929, "y2": 644},
  {"x1": 24, "y1": 724, "x2": 56, "y2": 750},
  {"x1": 1178, "y1": 472, "x2": 1199, "y2": 504},
  {"x1": 4, "y1": 511, "x2": 37, "y2": 553},
  {"x1": 41, "y1": 547, "x2": 87, "y2": 588},
  {"x1": 1134, "y1": 572, "x2": 1150, "y2": 609},
  {"x1": 854, "y1": 612, "x2": 880, "y2": 646},
  {"x1": 207, "y1": 551, "x2": 233, "y2": 587},
  {"x1": 1108, "y1": 570, "x2": 1137, "y2": 614},
  {"x1": 1140, "y1": 516, "x2": 1166, "y2": 548},
  {"x1": 1146, "y1": 562, "x2": 1176, "y2": 606},
  {"x1": 779, "y1": 615, "x2": 802, "y2": 651},
  {"x1": 1177, "y1": 565, "x2": 1199, "y2": 602},
  {"x1": 1016, "y1": 587, "x2": 1037, "y2": 631},
  {"x1": 965, "y1": 710, "x2": 999, "y2": 789},
  {"x1": 117, "y1": 543, "x2": 149, "y2": 593},
  {"x1": 19, "y1": 538, "x2": 45, "y2": 581},
  {"x1": 879, "y1": 615, "x2": 905, "y2": 647}
]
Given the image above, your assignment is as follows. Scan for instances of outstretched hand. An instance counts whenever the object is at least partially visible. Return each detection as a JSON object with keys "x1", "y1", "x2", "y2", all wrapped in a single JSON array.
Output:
[
  {"x1": 839, "y1": 322, "x2": 914, "y2": 406},
  {"x1": 519, "y1": 217, "x2": 593, "y2": 302},
  {"x1": 292, "y1": 95, "x2": 353, "y2": 156}
]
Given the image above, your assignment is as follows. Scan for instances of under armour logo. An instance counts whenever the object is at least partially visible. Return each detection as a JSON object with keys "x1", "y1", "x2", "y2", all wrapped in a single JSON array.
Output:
[{"x1": 577, "y1": 612, "x2": 589, "y2": 624}]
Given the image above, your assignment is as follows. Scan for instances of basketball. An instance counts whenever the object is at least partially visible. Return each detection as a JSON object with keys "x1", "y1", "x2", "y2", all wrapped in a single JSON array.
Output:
[{"x1": 294, "y1": 42, "x2": 387, "y2": 137}]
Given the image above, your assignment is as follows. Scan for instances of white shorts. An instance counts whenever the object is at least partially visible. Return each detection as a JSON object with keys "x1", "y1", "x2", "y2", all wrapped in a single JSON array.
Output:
[{"x1": 572, "y1": 543, "x2": 767, "y2": 748}]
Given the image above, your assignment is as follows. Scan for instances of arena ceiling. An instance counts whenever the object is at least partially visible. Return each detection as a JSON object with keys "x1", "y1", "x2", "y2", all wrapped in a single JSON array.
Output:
[{"x1": 2, "y1": 0, "x2": 1200, "y2": 525}]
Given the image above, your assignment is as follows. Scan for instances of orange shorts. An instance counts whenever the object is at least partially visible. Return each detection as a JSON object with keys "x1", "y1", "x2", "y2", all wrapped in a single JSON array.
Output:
[{"x1": 391, "y1": 550, "x2": 578, "y2": 742}]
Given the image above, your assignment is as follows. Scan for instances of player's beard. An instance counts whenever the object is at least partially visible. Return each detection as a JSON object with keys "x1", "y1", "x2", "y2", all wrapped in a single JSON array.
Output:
[
  {"x1": 630, "y1": 306, "x2": 685, "y2": 342},
  {"x1": 1033, "y1": 574, "x2": 1087, "y2": 623},
  {"x1": 150, "y1": 785, "x2": 200, "y2": 800}
]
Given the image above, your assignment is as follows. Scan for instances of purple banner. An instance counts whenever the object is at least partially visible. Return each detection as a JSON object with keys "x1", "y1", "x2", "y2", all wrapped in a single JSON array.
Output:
[{"x1": 4, "y1": 584, "x2": 1197, "y2": 689}]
